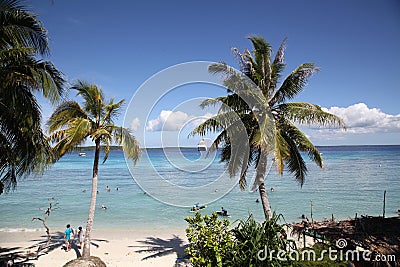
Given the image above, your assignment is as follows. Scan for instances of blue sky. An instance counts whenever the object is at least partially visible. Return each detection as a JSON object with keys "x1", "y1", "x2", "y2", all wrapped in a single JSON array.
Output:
[{"x1": 31, "y1": 0, "x2": 400, "y2": 146}]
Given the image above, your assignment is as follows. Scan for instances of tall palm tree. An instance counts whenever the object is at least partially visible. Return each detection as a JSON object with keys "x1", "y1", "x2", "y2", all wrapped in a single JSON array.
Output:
[
  {"x1": 192, "y1": 36, "x2": 346, "y2": 219},
  {"x1": 47, "y1": 80, "x2": 141, "y2": 258},
  {"x1": 0, "y1": 0, "x2": 65, "y2": 194}
]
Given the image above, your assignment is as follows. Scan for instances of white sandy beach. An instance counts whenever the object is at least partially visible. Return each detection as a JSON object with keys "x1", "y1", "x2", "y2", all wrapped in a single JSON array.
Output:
[
  {"x1": 0, "y1": 229, "x2": 189, "y2": 267},
  {"x1": 0, "y1": 227, "x2": 315, "y2": 267}
]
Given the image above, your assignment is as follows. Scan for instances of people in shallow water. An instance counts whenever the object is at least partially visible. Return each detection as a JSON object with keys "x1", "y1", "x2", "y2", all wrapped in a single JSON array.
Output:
[
  {"x1": 100, "y1": 205, "x2": 107, "y2": 210},
  {"x1": 191, "y1": 203, "x2": 206, "y2": 211},
  {"x1": 270, "y1": 187, "x2": 274, "y2": 192},
  {"x1": 221, "y1": 207, "x2": 228, "y2": 216},
  {"x1": 256, "y1": 199, "x2": 259, "y2": 203}
]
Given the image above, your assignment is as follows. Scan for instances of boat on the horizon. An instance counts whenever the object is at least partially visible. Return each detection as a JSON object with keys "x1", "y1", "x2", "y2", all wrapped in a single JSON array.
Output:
[
  {"x1": 78, "y1": 152, "x2": 86, "y2": 157},
  {"x1": 197, "y1": 139, "x2": 207, "y2": 151}
]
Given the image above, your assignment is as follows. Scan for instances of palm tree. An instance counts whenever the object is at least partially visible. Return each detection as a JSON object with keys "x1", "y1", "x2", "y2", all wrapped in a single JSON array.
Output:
[
  {"x1": 47, "y1": 80, "x2": 141, "y2": 258},
  {"x1": 192, "y1": 36, "x2": 346, "y2": 219},
  {"x1": 0, "y1": 0, "x2": 49, "y2": 55},
  {"x1": 0, "y1": 0, "x2": 65, "y2": 194}
]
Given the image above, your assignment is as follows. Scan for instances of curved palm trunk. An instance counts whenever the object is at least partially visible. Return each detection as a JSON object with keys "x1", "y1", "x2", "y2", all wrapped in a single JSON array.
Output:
[
  {"x1": 82, "y1": 138, "x2": 101, "y2": 258},
  {"x1": 256, "y1": 151, "x2": 272, "y2": 219}
]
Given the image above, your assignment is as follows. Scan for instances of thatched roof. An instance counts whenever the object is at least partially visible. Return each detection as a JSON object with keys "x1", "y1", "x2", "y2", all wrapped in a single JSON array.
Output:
[{"x1": 291, "y1": 216, "x2": 400, "y2": 264}]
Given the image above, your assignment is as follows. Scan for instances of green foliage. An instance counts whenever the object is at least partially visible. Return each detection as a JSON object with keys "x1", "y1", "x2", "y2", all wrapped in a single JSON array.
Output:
[
  {"x1": 228, "y1": 213, "x2": 295, "y2": 267},
  {"x1": 185, "y1": 212, "x2": 294, "y2": 267},
  {"x1": 185, "y1": 212, "x2": 234, "y2": 267},
  {"x1": 0, "y1": 0, "x2": 65, "y2": 194},
  {"x1": 185, "y1": 213, "x2": 349, "y2": 267}
]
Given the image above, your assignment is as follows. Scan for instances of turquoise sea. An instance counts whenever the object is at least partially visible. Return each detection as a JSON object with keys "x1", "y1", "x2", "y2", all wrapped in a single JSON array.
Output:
[{"x1": 0, "y1": 145, "x2": 399, "y2": 232}]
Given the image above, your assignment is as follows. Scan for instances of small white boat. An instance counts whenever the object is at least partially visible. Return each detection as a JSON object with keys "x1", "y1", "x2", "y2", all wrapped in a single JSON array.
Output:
[
  {"x1": 78, "y1": 152, "x2": 86, "y2": 157},
  {"x1": 197, "y1": 139, "x2": 207, "y2": 151}
]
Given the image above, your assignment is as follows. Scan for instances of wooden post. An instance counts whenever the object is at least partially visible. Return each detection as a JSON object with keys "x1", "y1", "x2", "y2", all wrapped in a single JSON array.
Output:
[
  {"x1": 310, "y1": 200, "x2": 314, "y2": 228},
  {"x1": 383, "y1": 190, "x2": 386, "y2": 218}
]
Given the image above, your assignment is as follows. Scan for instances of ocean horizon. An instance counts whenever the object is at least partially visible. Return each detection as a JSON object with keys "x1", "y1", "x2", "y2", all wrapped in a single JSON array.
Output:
[{"x1": 0, "y1": 145, "x2": 399, "y2": 233}]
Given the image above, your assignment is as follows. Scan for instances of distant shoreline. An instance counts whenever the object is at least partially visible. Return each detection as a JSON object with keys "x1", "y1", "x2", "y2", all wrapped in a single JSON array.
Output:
[{"x1": 75, "y1": 144, "x2": 400, "y2": 151}]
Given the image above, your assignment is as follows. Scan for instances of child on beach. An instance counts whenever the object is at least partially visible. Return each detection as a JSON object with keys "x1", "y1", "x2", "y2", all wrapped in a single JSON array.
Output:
[
  {"x1": 78, "y1": 226, "x2": 85, "y2": 249},
  {"x1": 64, "y1": 224, "x2": 74, "y2": 251}
]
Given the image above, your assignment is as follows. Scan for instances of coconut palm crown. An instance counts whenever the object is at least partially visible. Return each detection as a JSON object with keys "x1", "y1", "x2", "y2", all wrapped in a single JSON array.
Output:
[
  {"x1": 192, "y1": 36, "x2": 346, "y2": 219},
  {"x1": 0, "y1": 0, "x2": 65, "y2": 194},
  {"x1": 47, "y1": 80, "x2": 141, "y2": 258}
]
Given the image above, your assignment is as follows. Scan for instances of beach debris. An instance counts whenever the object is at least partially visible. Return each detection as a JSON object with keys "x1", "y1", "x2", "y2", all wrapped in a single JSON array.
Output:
[{"x1": 31, "y1": 197, "x2": 59, "y2": 258}]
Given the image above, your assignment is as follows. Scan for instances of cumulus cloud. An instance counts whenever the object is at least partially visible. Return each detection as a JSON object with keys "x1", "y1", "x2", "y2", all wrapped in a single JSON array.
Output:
[
  {"x1": 146, "y1": 111, "x2": 216, "y2": 132},
  {"x1": 323, "y1": 103, "x2": 400, "y2": 134},
  {"x1": 130, "y1": 117, "x2": 140, "y2": 131},
  {"x1": 146, "y1": 110, "x2": 194, "y2": 131}
]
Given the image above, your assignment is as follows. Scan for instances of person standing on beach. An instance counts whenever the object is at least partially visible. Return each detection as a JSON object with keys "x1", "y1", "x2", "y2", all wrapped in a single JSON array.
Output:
[
  {"x1": 64, "y1": 224, "x2": 74, "y2": 251},
  {"x1": 78, "y1": 226, "x2": 85, "y2": 249}
]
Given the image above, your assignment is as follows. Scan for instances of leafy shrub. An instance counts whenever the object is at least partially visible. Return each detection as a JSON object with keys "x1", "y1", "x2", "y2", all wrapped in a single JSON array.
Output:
[
  {"x1": 227, "y1": 213, "x2": 294, "y2": 267},
  {"x1": 185, "y1": 213, "x2": 347, "y2": 267},
  {"x1": 185, "y1": 212, "x2": 235, "y2": 267},
  {"x1": 185, "y1": 212, "x2": 294, "y2": 267}
]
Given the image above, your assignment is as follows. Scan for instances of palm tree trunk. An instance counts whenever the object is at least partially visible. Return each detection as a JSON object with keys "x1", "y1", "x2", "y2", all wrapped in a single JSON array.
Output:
[
  {"x1": 258, "y1": 182, "x2": 272, "y2": 219},
  {"x1": 256, "y1": 151, "x2": 272, "y2": 220},
  {"x1": 82, "y1": 138, "x2": 101, "y2": 258}
]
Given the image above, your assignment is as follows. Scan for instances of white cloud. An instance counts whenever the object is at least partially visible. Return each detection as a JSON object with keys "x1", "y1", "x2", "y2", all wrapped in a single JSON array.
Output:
[
  {"x1": 190, "y1": 112, "x2": 214, "y2": 128},
  {"x1": 146, "y1": 111, "x2": 217, "y2": 132},
  {"x1": 146, "y1": 110, "x2": 194, "y2": 132},
  {"x1": 130, "y1": 117, "x2": 140, "y2": 131},
  {"x1": 323, "y1": 103, "x2": 400, "y2": 134}
]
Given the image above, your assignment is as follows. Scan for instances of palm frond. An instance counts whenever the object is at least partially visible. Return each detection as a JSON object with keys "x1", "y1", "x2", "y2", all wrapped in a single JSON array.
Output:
[
  {"x1": 280, "y1": 128, "x2": 308, "y2": 186},
  {"x1": 0, "y1": 0, "x2": 50, "y2": 55},
  {"x1": 113, "y1": 126, "x2": 141, "y2": 164},
  {"x1": 270, "y1": 63, "x2": 319, "y2": 106},
  {"x1": 247, "y1": 36, "x2": 272, "y2": 96},
  {"x1": 72, "y1": 80, "x2": 104, "y2": 118},
  {"x1": 101, "y1": 99, "x2": 124, "y2": 125},
  {"x1": 208, "y1": 62, "x2": 238, "y2": 79},
  {"x1": 273, "y1": 131, "x2": 289, "y2": 174},
  {"x1": 101, "y1": 134, "x2": 112, "y2": 164},
  {"x1": 270, "y1": 38, "x2": 287, "y2": 94},
  {"x1": 278, "y1": 102, "x2": 346, "y2": 128},
  {"x1": 190, "y1": 110, "x2": 243, "y2": 137},
  {"x1": 52, "y1": 118, "x2": 91, "y2": 158},
  {"x1": 280, "y1": 119, "x2": 324, "y2": 169},
  {"x1": 0, "y1": 48, "x2": 65, "y2": 103},
  {"x1": 47, "y1": 101, "x2": 89, "y2": 132}
]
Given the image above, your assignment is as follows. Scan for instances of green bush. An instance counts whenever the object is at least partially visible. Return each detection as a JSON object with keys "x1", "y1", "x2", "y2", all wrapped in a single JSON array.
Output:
[
  {"x1": 227, "y1": 213, "x2": 294, "y2": 267},
  {"x1": 185, "y1": 212, "x2": 294, "y2": 267},
  {"x1": 185, "y1": 212, "x2": 235, "y2": 267},
  {"x1": 185, "y1": 213, "x2": 347, "y2": 267}
]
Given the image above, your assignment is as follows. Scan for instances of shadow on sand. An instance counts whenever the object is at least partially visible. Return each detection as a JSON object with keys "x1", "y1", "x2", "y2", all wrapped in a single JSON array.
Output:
[
  {"x1": 131, "y1": 235, "x2": 190, "y2": 264},
  {"x1": 0, "y1": 231, "x2": 108, "y2": 267}
]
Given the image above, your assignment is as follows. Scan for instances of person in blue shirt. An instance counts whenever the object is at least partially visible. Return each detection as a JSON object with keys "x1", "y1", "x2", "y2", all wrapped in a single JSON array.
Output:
[{"x1": 64, "y1": 224, "x2": 74, "y2": 251}]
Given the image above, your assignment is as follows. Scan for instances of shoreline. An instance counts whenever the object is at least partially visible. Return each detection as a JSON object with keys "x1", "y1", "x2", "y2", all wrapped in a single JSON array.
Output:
[{"x1": 0, "y1": 228, "x2": 188, "y2": 267}]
